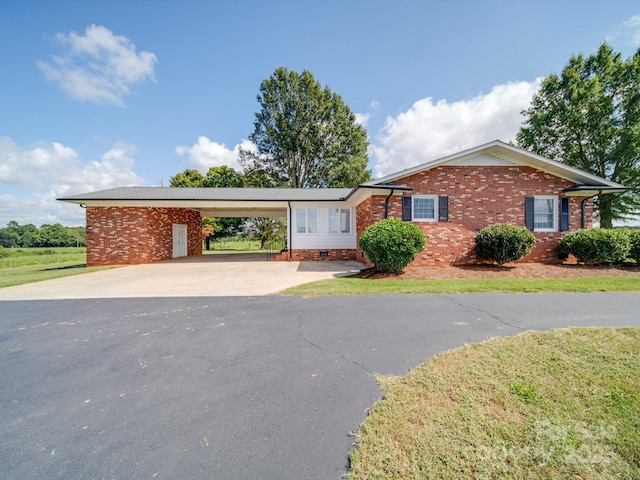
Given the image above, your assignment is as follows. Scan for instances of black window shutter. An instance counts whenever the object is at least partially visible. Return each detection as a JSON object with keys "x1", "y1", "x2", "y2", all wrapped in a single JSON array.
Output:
[
  {"x1": 560, "y1": 197, "x2": 569, "y2": 231},
  {"x1": 525, "y1": 197, "x2": 535, "y2": 231},
  {"x1": 402, "y1": 196, "x2": 412, "y2": 221},
  {"x1": 438, "y1": 196, "x2": 449, "y2": 222}
]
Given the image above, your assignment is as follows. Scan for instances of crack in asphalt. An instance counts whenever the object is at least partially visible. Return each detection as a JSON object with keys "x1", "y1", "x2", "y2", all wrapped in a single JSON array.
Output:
[
  {"x1": 296, "y1": 316, "x2": 374, "y2": 375},
  {"x1": 439, "y1": 294, "x2": 526, "y2": 332}
]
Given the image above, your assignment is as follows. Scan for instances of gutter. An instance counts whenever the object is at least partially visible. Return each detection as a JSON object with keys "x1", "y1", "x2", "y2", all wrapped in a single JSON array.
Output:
[
  {"x1": 384, "y1": 189, "x2": 394, "y2": 218},
  {"x1": 581, "y1": 191, "x2": 602, "y2": 229}
]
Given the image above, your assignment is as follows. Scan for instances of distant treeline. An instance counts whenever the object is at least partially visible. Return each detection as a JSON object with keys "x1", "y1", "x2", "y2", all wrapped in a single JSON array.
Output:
[{"x1": 0, "y1": 221, "x2": 86, "y2": 248}]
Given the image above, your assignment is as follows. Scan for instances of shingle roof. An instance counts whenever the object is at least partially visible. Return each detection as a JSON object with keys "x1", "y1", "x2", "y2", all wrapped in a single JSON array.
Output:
[{"x1": 58, "y1": 187, "x2": 355, "y2": 203}]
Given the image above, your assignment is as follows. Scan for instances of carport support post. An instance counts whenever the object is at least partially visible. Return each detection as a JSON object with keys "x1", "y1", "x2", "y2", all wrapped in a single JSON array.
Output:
[{"x1": 288, "y1": 201, "x2": 293, "y2": 261}]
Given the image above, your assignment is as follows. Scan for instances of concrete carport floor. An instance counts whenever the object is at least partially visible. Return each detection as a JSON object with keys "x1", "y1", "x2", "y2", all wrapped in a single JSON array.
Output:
[{"x1": 0, "y1": 254, "x2": 365, "y2": 300}]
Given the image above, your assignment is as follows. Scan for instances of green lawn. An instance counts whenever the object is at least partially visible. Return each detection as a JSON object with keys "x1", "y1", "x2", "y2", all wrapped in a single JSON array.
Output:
[
  {"x1": 0, "y1": 247, "x2": 112, "y2": 288},
  {"x1": 348, "y1": 327, "x2": 640, "y2": 479},
  {"x1": 280, "y1": 275, "x2": 640, "y2": 295},
  {"x1": 205, "y1": 239, "x2": 265, "y2": 253}
]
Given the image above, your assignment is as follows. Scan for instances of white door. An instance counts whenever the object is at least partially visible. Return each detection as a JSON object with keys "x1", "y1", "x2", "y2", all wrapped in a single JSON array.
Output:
[{"x1": 172, "y1": 224, "x2": 187, "y2": 258}]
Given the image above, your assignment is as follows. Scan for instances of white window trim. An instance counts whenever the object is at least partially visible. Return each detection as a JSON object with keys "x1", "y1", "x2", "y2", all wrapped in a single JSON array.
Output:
[
  {"x1": 533, "y1": 195, "x2": 558, "y2": 232},
  {"x1": 412, "y1": 195, "x2": 438, "y2": 222},
  {"x1": 296, "y1": 208, "x2": 319, "y2": 234},
  {"x1": 328, "y1": 208, "x2": 352, "y2": 234}
]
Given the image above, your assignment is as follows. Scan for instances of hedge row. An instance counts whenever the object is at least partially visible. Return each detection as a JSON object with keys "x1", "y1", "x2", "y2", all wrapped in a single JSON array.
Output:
[
  {"x1": 559, "y1": 228, "x2": 640, "y2": 265},
  {"x1": 360, "y1": 218, "x2": 639, "y2": 272}
]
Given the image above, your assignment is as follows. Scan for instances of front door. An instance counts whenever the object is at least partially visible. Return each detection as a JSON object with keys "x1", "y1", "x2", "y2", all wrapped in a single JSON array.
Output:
[{"x1": 172, "y1": 224, "x2": 187, "y2": 258}]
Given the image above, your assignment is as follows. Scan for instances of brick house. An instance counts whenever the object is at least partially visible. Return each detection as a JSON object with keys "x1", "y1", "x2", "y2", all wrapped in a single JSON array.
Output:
[{"x1": 59, "y1": 140, "x2": 627, "y2": 267}]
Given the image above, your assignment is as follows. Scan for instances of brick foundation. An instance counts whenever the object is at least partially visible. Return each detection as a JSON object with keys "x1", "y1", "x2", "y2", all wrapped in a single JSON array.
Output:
[
  {"x1": 273, "y1": 249, "x2": 358, "y2": 262},
  {"x1": 86, "y1": 207, "x2": 202, "y2": 266}
]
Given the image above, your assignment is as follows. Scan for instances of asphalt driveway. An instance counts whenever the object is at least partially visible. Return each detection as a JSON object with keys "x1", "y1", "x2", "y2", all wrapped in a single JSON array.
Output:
[{"x1": 2, "y1": 293, "x2": 639, "y2": 479}]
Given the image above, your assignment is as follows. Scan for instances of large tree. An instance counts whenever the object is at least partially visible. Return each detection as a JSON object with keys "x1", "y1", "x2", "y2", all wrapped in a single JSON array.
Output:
[
  {"x1": 241, "y1": 67, "x2": 371, "y2": 188},
  {"x1": 517, "y1": 43, "x2": 640, "y2": 228},
  {"x1": 170, "y1": 166, "x2": 245, "y2": 239},
  {"x1": 170, "y1": 165, "x2": 244, "y2": 188}
]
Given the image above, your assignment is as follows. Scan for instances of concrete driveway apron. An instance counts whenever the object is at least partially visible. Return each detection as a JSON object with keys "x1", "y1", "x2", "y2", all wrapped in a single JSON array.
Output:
[{"x1": 0, "y1": 254, "x2": 365, "y2": 300}]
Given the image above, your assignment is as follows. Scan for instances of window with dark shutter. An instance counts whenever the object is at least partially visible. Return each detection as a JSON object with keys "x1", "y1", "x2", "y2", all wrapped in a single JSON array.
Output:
[
  {"x1": 560, "y1": 197, "x2": 569, "y2": 231},
  {"x1": 438, "y1": 196, "x2": 449, "y2": 222},
  {"x1": 402, "y1": 196, "x2": 412, "y2": 221},
  {"x1": 525, "y1": 197, "x2": 535, "y2": 231}
]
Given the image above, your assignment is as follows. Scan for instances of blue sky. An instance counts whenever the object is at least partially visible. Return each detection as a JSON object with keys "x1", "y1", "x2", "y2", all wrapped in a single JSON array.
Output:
[{"x1": 1, "y1": 0, "x2": 639, "y2": 226}]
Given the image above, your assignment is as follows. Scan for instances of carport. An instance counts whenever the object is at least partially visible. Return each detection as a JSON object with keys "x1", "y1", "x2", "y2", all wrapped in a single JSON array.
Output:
[{"x1": 58, "y1": 186, "x2": 361, "y2": 267}]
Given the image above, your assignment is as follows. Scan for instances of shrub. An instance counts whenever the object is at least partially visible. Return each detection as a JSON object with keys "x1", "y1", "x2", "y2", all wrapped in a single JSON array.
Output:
[
  {"x1": 474, "y1": 223, "x2": 536, "y2": 266},
  {"x1": 624, "y1": 228, "x2": 640, "y2": 263},
  {"x1": 359, "y1": 218, "x2": 425, "y2": 273},
  {"x1": 558, "y1": 228, "x2": 631, "y2": 265}
]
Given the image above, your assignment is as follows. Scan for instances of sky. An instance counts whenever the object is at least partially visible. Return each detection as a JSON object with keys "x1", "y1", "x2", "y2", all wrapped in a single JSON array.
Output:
[{"x1": 1, "y1": 0, "x2": 639, "y2": 227}]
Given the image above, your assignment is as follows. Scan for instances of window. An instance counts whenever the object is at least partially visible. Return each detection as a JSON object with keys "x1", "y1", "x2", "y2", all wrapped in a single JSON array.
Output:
[
  {"x1": 296, "y1": 208, "x2": 317, "y2": 234},
  {"x1": 412, "y1": 196, "x2": 437, "y2": 221},
  {"x1": 526, "y1": 196, "x2": 558, "y2": 232},
  {"x1": 329, "y1": 208, "x2": 351, "y2": 234}
]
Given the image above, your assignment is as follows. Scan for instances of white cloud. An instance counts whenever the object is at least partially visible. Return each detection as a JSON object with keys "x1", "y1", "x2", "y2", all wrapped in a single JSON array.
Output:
[
  {"x1": 355, "y1": 100, "x2": 381, "y2": 127},
  {"x1": 371, "y1": 80, "x2": 541, "y2": 177},
  {"x1": 175, "y1": 136, "x2": 253, "y2": 173},
  {"x1": 606, "y1": 15, "x2": 640, "y2": 50},
  {"x1": 0, "y1": 137, "x2": 145, "y2": 226},
  {"x1": 354, "y1": 112, "x2": 370, "y2": 126},
  {"x1": 37, "y1": 24, "x2": 157, "y2": 106}
]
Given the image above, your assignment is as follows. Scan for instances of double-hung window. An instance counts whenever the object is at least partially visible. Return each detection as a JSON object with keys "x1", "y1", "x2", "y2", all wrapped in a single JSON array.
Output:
[
  {"x1": 526, "y1": 196, "x2": 558, "y2": 232},
  {"x1": 329, "y1": 208, "x2": 351, "y2": 234},
  {"x1": 296, "y1": 208, "x2": 318, "y2": 234},
  {"x1": 412, "y1": 196, "x2": 437, "y2": 222}
]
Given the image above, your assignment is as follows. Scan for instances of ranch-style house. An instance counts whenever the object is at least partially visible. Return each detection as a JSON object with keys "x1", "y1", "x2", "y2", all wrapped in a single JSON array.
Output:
[{"x1": 58, "y1": 140, "x2": 627, "y2": 267}]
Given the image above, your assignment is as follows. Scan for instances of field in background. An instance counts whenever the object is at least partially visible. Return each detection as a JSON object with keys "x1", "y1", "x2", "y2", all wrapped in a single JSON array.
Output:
[
  {"x1": 204, "y1": 239, "x2": 265, "y2": 254},
  {"x1": 0, "y1": 247, "x2": 111, "y2": 288}
]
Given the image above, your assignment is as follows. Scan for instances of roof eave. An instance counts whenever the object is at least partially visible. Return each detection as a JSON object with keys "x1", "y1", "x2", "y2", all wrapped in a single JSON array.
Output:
[
  {"x1": 365, "y1": 140, "x2": 627, "y2": 189},
  {"x1": 562, "y1": 185, "x2": 630, "y2": 197}
]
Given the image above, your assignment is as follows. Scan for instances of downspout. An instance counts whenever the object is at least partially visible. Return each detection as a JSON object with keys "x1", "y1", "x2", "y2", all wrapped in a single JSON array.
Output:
[
  {"x1": 288, "y1": 201, "x2": 292, "y2": 261},
  {"x1": 384, "y1": 189, "x2": 394, "y2": 218},
  {"x1": 581, "y1": 191, "x2": 602, "y2": 229}
]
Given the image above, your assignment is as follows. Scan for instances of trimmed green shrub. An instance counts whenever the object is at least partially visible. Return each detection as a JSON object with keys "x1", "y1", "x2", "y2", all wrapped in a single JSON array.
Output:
[
  {"x1": 359, "y1": 218, "x2": 425, "y2": 273},
  {"x1": 624, "y1": 228, "x2": 640, "y2": 263},
  {"x1": 474, "y1": 223, "x2": 536, "y2": 266},
  {"x1": 558, "y1": 228, "x2": 631, "y2": 265}
]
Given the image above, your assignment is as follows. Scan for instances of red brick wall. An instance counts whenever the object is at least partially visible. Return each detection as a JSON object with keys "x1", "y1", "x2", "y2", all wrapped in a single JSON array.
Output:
[
  {"x1": 86, "y1": 207, "x2": 202, "y2": 266},
  {"x1": 359, "y1": 166, "x2": 594, "y2": 266}
]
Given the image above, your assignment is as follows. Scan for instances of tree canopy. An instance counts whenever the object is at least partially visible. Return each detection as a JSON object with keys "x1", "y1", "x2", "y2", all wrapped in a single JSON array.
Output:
[
  {"x1": 517, "y1": 43, "x2": 640, "y2": 228},
  {"x1": 170, "y1": 166, "x2": 244, "y2": 188},
  {"x1": 241, "y1": 67, "x2": 371, "y2": 188},
  {"x1": 0, "y1": 221, "x2": 85, "y2": 248}
]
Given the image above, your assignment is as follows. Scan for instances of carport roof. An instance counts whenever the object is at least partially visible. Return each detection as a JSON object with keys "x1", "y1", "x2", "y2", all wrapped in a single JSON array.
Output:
[{"x1": 58, "y1": 186, "x2": 355, "y2": 203}]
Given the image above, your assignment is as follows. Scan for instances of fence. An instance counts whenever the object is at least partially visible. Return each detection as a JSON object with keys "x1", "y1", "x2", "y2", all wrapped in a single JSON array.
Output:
[{"x1": 265, "y1": 238, "x2": 287, "y2": 261}]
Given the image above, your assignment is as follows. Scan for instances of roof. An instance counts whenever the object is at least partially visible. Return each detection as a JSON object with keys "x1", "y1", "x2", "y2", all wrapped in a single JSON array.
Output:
[
  {"x1": 58, "y1": 186, "x2": 354, "y2": 202},
  {"x1": 57, "y1": 141, "x2": 628, "y2": 216},
  {"x1": 364, "y1": 140, "x2": 628, "y2": 195},
  {"x1": 57, "y1": 186, "x2": 360, "y2": 218}
]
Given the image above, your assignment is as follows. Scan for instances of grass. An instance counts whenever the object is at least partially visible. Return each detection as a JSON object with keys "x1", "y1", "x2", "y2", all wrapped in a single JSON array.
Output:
[
  {"x1": 0, "y1": 247, "x2": 112, "y2": 288},
  {"x1": 280, "y1": 275, "x2": 640, "y2": 296},
  {"x1": 348, "y1": 327, "x2": 640, "y2": 480},
  {"x1": 204, "y1": 239, "x2": 266, "y2": 254}
]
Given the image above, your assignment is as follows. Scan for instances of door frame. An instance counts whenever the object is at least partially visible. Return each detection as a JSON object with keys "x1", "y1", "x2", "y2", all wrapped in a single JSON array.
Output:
[{"x1": 172, "y1": 224, "x2": 188, "y2": 258}]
